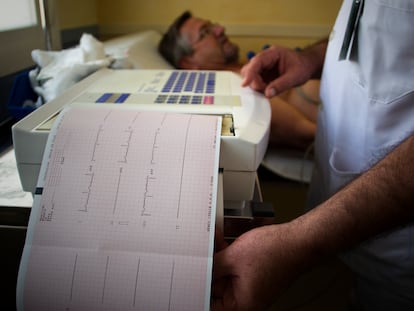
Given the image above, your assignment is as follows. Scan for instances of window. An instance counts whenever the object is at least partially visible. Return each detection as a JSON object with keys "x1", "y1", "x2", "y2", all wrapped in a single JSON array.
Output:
[
  {"x1": 0, "y1": 0, "x2": 38, "y2": 31},
  {"x1": 0, "y1": 0, "x2": 59, "y2": 77}
]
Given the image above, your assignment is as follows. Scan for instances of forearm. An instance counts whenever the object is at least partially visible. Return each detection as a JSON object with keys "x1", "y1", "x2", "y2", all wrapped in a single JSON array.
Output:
[
  {"x1": 296, "y1": 134, "x2": 414, "y2": 261},
  {"x1": 211, "y1": 137, "x2": 414, "y2": 310}
]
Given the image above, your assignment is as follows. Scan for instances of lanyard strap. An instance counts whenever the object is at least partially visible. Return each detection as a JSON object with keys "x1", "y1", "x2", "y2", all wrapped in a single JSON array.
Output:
[{"x1": 339, "y1": 0, "x2": 365, "y2": 60}]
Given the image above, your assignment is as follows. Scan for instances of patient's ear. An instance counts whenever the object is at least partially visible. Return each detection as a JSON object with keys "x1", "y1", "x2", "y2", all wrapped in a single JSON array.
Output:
[{"x1": 179, "y1": 56, "x2": 199, "y2": 70}]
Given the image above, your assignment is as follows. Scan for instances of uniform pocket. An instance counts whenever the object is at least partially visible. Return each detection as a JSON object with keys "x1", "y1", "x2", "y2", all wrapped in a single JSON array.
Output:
[
  {"x1": 327, "y1": 147, "x2": 362, "y2": 197},
  {"x1": 352, "y1": 0, "x2": 414, "y2": 104}
]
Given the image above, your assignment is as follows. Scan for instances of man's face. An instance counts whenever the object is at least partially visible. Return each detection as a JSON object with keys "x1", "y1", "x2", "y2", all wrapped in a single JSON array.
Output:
[{"x1": 179, "y1": 16, "x2": 239, "y2": 70}]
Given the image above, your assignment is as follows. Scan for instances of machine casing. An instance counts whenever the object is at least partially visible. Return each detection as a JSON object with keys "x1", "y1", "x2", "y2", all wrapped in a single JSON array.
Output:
[{"x1": 12, "y1": 69, "x2": 271, "y2": 204}]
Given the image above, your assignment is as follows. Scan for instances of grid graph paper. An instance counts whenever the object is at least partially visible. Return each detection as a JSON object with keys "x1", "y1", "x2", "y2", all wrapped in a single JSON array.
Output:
[{"x1": 17, "y1": 106, "x2": 221, "y2": 311}]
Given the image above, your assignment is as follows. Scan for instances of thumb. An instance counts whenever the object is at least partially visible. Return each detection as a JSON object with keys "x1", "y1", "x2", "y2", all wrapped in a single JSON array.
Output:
[
  {"x1": 213, "y1": 248, "x2": 233, "y2": 280},
  {"x1": 211, "y1": 249, "x2": 236, "y2": 310},
  {"x1": 214, "y1": 227, "x2": 228, "y2": 252},
  {"x1": 264, "y1": 77, "x2": 289, "y2": 97},
  {"x1": 264, "y1": 71, "x2": 305, "y2": 97}
]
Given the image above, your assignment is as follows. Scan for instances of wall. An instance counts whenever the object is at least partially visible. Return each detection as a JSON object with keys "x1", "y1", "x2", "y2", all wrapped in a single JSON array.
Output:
[
  {"x1": 56, "y1": 0, "x2": 99, "y2": 47},
  {"x1": 96, "y1": 0, "x2": 343, "y2": 59},
  {"x1": 96, "y1": 0, "x2": 341, "y2": 29},
  {"x1": 55, "y1": 0, "x2": 342, "y2": 58},
  {"x1": 57, "y1": 0, "x2": 98, "y2": 29}
]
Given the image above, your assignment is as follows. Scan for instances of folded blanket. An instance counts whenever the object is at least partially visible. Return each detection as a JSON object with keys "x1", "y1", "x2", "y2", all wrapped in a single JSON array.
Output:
[{"x1": 30, "y1": 33, "x2": 113, "y2": 103}]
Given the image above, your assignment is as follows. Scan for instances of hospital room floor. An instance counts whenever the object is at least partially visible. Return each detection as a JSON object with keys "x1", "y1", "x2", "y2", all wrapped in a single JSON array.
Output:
[{"x1": 257, "y1": 165, "x2": 354, "y2": 311}]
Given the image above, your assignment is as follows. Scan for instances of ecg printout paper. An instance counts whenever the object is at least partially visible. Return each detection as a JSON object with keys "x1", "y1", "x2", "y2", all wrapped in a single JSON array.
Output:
[{"x1": 17, "y1": 106, "x2": 221, "y2": 311}]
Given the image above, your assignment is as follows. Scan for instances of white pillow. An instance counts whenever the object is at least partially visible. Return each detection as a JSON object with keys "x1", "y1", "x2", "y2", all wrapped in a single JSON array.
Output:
[{"x1": 104, "y1": 30, "x2": 174, "y2": 70}]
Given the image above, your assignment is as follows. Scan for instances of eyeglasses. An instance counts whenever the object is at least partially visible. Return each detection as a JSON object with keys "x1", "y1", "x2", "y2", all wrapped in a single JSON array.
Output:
[{"x1": 193, "y1": 22, "x2": 217, "y2": 45}]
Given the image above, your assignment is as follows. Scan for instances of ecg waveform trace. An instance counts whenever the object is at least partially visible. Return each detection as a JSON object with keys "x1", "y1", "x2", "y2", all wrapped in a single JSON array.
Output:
[
  {"x1": 18, "y1": 106, "x2": 221, "y2": 311},
  {"x1": 66, "y1": 252, "x2": 179, "y2": 309}
]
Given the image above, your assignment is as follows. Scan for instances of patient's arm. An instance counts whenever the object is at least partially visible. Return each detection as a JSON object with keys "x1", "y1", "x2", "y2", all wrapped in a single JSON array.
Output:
[
  {"x1": 286, "y1": 80, "x2": 320, "y2": 122},
  {"x1": 269, "y1": 90, "x2": 317, "y2": 150}
]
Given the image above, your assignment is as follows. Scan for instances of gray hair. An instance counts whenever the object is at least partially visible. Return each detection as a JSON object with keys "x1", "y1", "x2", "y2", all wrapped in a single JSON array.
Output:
[{"x1": 158, "y1": 11, "x2": 194, "y2": 68}]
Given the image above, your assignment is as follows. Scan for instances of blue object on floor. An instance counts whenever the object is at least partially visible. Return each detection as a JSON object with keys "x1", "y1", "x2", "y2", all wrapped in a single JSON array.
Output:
[{"x1": 7, "y1": 69, "x2": 38, "y2": 120}]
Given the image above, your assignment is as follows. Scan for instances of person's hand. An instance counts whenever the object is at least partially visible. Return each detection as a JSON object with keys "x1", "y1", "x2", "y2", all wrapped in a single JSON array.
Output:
[
  {"x1": 241, "y1": 43, "x2": 325, "y2": 98},
  {"x1": 211, "y1": 223, "x2": 311, "y2": 311}
]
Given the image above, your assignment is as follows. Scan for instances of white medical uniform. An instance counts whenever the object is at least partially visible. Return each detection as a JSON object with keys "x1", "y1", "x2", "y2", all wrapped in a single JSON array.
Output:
[{"x1": 308, "y1": 0, "x2": 414, "y2": 309}]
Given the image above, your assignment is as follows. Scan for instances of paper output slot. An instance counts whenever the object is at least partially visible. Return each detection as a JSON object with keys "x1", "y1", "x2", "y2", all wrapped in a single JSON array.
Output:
[{"x1": 36, "y1": 110, "x2": 235, "y2": 137}]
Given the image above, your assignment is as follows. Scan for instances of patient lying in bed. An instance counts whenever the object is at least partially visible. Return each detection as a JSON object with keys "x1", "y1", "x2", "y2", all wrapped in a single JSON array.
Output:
[{"x1": 158, "y1": 11, "x2": 320, "y2": 151}]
